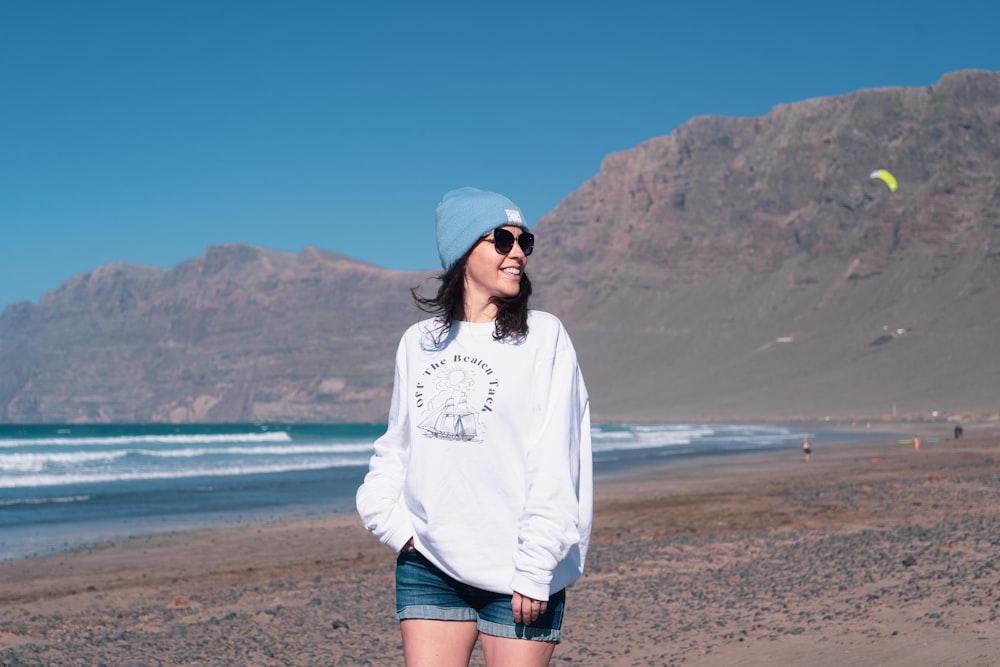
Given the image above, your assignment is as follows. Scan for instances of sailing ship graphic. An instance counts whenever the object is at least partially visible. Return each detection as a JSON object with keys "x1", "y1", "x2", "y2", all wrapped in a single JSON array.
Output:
[{"x1": 418, "y1": 392, "x2": 480, "y2": 441}]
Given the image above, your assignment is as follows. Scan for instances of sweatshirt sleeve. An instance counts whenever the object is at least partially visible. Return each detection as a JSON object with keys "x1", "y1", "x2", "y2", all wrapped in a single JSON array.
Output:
[
  {"x1": 510, "y1": 323, "x2": 591, "y2": 601},
  {"x1": 355, "y1": 337, "x2": 415, "y2": 553}
]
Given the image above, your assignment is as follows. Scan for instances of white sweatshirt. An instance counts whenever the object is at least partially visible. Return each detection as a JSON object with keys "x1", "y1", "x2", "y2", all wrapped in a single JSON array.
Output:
[{"x1": 356, "y1": 310, "x2": 593, "y2": 602}]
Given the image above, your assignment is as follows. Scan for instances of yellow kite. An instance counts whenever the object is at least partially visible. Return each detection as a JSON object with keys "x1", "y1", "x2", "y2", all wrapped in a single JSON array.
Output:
[{"x1": 870, "y1": 169, "x2": 898, "y2": 192}]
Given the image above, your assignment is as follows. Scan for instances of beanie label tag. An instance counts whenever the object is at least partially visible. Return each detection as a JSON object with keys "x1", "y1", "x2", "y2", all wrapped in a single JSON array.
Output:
[{"x1": 504, "y1": 209, "x2": 523, "y2": 224}]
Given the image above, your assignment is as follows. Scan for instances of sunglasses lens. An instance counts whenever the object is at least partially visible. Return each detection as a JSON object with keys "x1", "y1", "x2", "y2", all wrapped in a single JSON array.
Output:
[
  {"x1": 492, "y1": 228, "x2": 515, "y2": 254},
  {"x1": 518, "y1": 232, "x2": 534, "y2": 256}
]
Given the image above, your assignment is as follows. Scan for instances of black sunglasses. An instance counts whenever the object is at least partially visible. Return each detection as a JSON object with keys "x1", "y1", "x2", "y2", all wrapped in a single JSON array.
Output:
[{"x1": 484, "y1": 227, "x2": 534, "y2": 256}]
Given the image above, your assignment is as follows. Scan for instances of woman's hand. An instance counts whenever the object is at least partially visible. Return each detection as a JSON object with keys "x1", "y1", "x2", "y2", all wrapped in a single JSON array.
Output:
[
  {"x1": 400, "y1": 537, "x2": 415, "y2": 553},
  {"x1": 511, "y1": 591, "x2": 547, "y2": 625}
]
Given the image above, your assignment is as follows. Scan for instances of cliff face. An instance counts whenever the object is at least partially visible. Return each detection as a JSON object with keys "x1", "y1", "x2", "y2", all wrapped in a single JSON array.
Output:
[
  {"x1": 3, "y1": 70, "x2": 999, "y2": 423},
  {"x1": 530, "y1": 69, "x2": 1000, "y2": 420},
  {"x1": 535, "y1": 70, "x2": 1000, "y2": 302}
]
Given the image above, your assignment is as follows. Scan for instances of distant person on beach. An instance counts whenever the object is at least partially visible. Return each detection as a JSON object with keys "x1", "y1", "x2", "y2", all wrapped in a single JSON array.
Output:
[
  {"x1": 913, "y1": 434, "x2": 921, "y2": 450},
  {"x1": 356, "y1": 187, "x2": 593, "y2": 667},
  {"x1": 802, "y1": 437, "x2": 812, "y2": 462},
  {"x1": 954, "y1": 425, "x2": 963, "y2": 439}
]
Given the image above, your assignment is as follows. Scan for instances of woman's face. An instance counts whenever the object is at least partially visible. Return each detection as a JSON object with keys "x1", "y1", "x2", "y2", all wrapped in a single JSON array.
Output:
[{"x1": 464, "y1": 224, "x2": 529, "y2": 306}]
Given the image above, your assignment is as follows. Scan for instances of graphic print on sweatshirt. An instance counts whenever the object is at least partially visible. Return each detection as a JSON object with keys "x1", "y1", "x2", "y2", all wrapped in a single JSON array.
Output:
[{"x1": 414, "y1": 353, "x2": 498, "y2": 443}]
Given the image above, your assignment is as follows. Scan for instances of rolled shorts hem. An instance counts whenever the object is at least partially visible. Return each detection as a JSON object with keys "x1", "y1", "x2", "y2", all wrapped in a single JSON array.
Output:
[
  {"x1": 395, "y1": 607, "x2": 560, "y2": 643},
  {"x1": 478, "y1": 618, "x2": 560, "y2": 642},
  {"x1": 396, "y1": 605, "x2": 478, "y2": 622}
]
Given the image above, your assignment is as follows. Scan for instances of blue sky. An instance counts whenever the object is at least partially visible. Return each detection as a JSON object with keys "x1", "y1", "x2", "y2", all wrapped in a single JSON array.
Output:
[{"x1": 2, "y1": 0, "x2": 998, "y2": 308}]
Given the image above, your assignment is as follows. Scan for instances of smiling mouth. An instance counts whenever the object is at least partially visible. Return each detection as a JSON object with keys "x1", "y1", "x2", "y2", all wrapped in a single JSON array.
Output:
[{"x1": 501, "y1": 267, "x2": 521, "y2": 276}]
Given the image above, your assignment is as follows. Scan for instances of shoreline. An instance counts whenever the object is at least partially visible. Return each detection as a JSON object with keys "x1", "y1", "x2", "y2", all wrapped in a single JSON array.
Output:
[
  {"x1": 1, "y1": 421, "x2": 885, "y2": 563},
  {"x1": 2, "y1": 422, "x2": 998, "y2": 665}
]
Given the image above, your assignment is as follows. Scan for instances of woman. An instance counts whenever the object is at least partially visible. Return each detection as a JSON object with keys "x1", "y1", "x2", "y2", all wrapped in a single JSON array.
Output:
[{"x1": 356, "y1": 187, "x2": 593, "y2": 666}]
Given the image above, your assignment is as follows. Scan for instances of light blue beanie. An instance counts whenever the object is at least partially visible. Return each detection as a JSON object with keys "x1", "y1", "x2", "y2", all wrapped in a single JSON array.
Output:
[{"x1": 435, "y1": 187, "x2": 530, "y2": 270}]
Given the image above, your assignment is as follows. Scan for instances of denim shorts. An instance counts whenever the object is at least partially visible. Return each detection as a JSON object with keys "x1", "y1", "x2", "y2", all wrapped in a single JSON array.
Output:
[{"x1": 395, "y1": 548, "x2": 565, "y2": 642}]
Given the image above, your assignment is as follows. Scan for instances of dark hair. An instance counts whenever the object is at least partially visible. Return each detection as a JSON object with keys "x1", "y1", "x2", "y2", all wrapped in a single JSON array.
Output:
[{"x1": 411, "y1": 248, "x2": 532, "y2": 344}]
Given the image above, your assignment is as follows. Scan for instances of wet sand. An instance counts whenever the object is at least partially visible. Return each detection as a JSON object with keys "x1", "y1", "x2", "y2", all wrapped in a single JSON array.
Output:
[{"x1": 2, "y1": 423, "x2": 998, "y2": 666}]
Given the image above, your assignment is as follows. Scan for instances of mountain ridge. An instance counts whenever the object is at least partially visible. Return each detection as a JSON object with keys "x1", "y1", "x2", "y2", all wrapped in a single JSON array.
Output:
[{"x1": 3, "y1": 69, "x2": 998, "y2": 423}]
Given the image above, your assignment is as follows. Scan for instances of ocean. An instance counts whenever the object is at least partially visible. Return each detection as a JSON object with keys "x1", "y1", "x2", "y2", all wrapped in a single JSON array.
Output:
[{"x1": 0, "y1": 422, "x2": 867, "y2": 561}]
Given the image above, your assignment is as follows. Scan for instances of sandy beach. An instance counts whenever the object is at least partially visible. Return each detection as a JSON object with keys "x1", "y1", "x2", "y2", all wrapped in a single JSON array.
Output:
[{"x1": 1, "y1": 422, "x2": 998, "y2": 666}]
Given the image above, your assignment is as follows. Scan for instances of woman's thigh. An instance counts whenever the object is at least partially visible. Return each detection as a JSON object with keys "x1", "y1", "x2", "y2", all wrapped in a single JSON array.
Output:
[
  {"x1": 401, "y1": 619, "x2": 479, "y2": 667},
  {"x1": 480, "y1": 633, "x2": 556, "y2": 667}
]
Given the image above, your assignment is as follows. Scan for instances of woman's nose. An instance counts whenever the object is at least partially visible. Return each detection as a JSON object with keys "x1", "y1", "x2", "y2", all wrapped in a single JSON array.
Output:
[{"x1": 507, "y1": 236, "x2": 527, "y2": 260}]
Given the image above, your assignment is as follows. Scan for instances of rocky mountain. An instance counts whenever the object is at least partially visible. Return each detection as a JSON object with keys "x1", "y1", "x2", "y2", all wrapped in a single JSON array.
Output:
[
  {"x1": 0, "y1": 246, "x2": 433, "y2": 422},
  {"x1": 2, "y1": 69, "x2": 999, "y2": 423}
]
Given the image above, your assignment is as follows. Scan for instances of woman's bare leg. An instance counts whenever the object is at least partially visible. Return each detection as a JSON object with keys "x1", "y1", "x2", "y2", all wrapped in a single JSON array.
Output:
[
  {"x1": 400, "y1": 619, "x2": 479, "y2": 667},
  {"x1": 480, "y1": 634, "x2": 556, "y2": 667}
]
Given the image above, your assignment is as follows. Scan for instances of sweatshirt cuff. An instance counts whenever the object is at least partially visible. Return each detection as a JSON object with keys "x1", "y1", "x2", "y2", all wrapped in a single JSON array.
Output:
[
  {"x1": 381, "y1": 519, "x2": 415, "y2": 553},
  {"x1": 510, "y1": 572, "x2": 551, "y2": 602}
]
